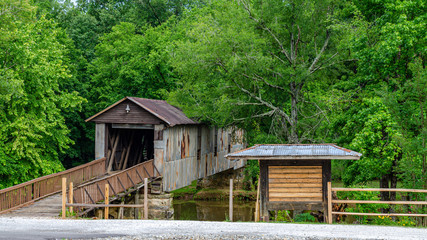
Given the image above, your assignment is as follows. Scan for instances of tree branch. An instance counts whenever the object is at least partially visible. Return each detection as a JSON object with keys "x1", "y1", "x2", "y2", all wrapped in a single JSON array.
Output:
[{"x1": 309, "y1": 31, "x2": 330, "y2": 72}]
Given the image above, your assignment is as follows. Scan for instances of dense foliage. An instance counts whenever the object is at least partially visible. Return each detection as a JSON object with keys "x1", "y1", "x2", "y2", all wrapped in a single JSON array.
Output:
[{"x1": 0, "y1": 0, "x2": 425, "y2": 223}]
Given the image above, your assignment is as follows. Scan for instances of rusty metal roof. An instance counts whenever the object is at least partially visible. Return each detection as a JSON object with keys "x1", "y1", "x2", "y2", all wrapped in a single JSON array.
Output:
[
  {"x1": 226, "y1": 144, "x2": 361, "y2": 160},
  {"x1": 86, "y1": 97, "x2": 198, "y2": 126},
  {"x1": 128, "y1": 97, "x2": 197, "y2": 126}
]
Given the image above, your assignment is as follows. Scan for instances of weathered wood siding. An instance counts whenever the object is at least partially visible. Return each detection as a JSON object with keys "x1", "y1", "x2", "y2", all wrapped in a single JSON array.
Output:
[
  {"x1": 268, "y1": 166, "x2": 323, "y2": 202},
  {"x1": 259, "y1": 160, "x2": 331, "y2": 218},
  {"x1": 157, "y1": 125, "x2": 245, "y2": 192},
  {"x1": 91, "y1": 100, "x2": 163, "y2": 124}
]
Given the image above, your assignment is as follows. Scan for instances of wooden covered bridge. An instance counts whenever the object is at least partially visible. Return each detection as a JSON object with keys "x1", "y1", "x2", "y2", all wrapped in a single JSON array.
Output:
[{"x1": 0, "y1": 97, "x2": 245, "y2": 217}]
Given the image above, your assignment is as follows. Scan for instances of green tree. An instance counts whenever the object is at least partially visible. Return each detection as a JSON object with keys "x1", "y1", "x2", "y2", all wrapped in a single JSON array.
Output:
[
  {"x1": 170, "y1": 0, "x2": 352, "y2": 143},
  {"x1": 88, "y1": 21, "x2": 176, "y2": 111},
  {"x1": 0, "y1": 4, "x2": 84, "y2": 187}
]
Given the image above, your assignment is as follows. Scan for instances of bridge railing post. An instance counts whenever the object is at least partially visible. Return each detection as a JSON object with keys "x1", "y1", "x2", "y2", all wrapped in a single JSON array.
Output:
[
  {"x1": 105, "y1": 184, "x2": 109, "y2": 219},
  {"x1": 144, "y1": 178, "x2": 148, "y2": 220},
  {"x1": 62, "y1": 178, "x2": 66, "y2": 219}
]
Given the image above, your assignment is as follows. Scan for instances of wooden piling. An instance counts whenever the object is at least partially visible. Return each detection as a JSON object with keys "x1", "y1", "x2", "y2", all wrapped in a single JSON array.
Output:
[
  {"x1": 135, "y1": 191, "x2": 140, "y2": 219},
  {"x1": 327, "y1": 181, "x2": 332, "y2": 224},
  {"x1": 255, "y1": 173, "x2": 260, "y2": 222},
  {"x1": 69, "y1": 182, "x2": 73, "y2": 213},
  {"x1": 144, "y1": 178, "x2": 148, "y2": 220},
  {"x1": 62, "y1": 178, "x2": 66, "y2": 219},
  {"x1": 105, "y1": 184, "x2": 109, "y2": 219},
  {"x1": 119, "y1": 201, "x2": 124, "y2": 219},
  {"x1": 229, "y1": 179, "x2": 233, "y2": 222}
]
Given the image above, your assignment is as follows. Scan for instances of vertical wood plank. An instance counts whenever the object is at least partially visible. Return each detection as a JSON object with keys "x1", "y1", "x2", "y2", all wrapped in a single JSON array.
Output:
[
  {"x1": 69, "y1": 182, "x2": 73, "y2": 213},
  {"x1": 327, "y1": 181, "x2": 332, "y2": 224},
  {"x1": 229, "y1": 179, "x2": 233, "y2": 222},
  {"x1": 255, "y1": 170, "x2": 260, "y2": 222},
  {"x1": 62, "y1": 178, "x2": 66, "y2": 219},
  {"x1": 260, "y1": 160, "x2": 269, "y2": 222},
  {"x1": 144, "y1": 178, "x2": 148, "y2": 220},
  {"x1": 135, "y1": 191, "x2": 140, "y2": 219},
  {"x1": 105, "y1": 184, "x2": 109, "y2": 219}
]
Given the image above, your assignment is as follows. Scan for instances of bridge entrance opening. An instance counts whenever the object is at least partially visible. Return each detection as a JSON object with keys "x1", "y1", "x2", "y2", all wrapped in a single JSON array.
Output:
[{"x1": 106, "y1": 124, "x2": 154, "y2": 171}]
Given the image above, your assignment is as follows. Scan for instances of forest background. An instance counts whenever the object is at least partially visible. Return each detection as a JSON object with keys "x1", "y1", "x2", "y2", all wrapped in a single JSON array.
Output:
[{"x1": 0, "y1": 0, "x2": 425, "y2": 203}]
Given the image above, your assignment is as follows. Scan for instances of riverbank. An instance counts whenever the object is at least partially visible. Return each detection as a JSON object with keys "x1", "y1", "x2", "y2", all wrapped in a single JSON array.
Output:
[{"x1": 171, "y1": 180, "x2": 257, "y2": 201}]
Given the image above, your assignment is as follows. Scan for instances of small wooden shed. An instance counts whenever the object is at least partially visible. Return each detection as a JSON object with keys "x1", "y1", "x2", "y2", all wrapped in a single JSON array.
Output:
[
  {"x1": 86, "y1": 97, "x2": 246, "y2": 192},
  {"x1": 226, "y1": 144, "x2": 361, "y2": 221}
]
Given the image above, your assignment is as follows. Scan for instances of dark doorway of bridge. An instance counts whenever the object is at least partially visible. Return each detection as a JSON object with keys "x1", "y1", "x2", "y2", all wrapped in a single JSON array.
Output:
[{"x1": 106, "y1": 124, "x2": 154, "y2": 171}]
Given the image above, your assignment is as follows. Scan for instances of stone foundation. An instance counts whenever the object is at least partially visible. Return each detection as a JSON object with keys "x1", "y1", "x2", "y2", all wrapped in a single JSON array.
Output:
[{"x1": 197, "y1": 168, "x2": 245, "y2": 189}]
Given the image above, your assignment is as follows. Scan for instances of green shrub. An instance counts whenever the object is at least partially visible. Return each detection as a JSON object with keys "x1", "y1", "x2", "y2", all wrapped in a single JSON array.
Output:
[{"x1": 294, "y1": 213, "x2": 316, "y2": 223}]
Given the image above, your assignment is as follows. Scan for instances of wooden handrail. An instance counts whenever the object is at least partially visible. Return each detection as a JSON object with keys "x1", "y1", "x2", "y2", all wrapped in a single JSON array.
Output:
[
  {"x1": 332, "y1": 200, "x2": 427, "y2": 205},
  {"x1": 327, "y1": 183, "x2": 427, "y2": 224},
  {"x1": 72, "y1": 159, "x2": 158, "y2": 214},
  {"x1": 0, "y1": 157, "x2": 107, "y2": 214},
  {"x1": 332, "y1": 187, "x2": 427, "y2": 193},
  {"x1": 0, "y1": 157, "x2": 106, "y2": 194}
]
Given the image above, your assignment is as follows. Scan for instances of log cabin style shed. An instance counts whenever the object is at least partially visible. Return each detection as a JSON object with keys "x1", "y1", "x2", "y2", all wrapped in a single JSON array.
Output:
[
  {"x1": 226, "y1": 144, "x2": 361, "y2": 221},
  {"x1": 86, "y1": 97, "x2": 245, "y2": 192}
]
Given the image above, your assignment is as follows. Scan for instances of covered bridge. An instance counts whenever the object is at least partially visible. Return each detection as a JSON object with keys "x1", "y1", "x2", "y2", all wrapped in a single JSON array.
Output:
[
  {"x1": 86, "y1": 97, "x2": 245, "y2": 191},
  {"x1": 226, "y1": 144, "x2": 361, "y2": 222}
]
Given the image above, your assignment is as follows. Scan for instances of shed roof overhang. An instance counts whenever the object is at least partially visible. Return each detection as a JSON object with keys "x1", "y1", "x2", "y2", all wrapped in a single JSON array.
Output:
[{"x1": 225, "y1": 144, "x2": 362, "y2": 160}]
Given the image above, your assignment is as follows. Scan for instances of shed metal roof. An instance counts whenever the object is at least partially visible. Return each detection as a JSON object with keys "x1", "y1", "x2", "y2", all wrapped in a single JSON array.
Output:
[
  {"x1": 225, "y1": 144, "x2": 362, "y2": 160},
  {"x1": 86, "y1": 97, "x2": 198, "y2": 126}
]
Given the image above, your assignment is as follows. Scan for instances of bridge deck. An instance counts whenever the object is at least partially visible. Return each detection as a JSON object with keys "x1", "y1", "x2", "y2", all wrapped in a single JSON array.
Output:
[{"x1": 1, "y1": 159, "x2": 160, "y2": 218}]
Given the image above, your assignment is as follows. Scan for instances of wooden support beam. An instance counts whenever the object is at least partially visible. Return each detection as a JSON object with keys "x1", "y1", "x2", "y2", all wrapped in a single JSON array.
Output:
[
  {"x1": 96, "y1": 184, "x2": 105, "y2": 199},
  {"x1": 105, "y1": 184, "x2": 109, "y2": 219},
  {"x1": 117, "y1": 176, "x2": 126, "y2": 191},
  {"x1": 67, "y1": 203, "x2": 146, "y2": 208},
  {"x1": 144, "y1": 178, "x2": 148, "y2": 220},
  {"x1": 126, "y1": 172, "x2": 136, "y2": 186},
  {"x1": 255, "y1": 174, "x2": 260, "y2": 222},
  {"x1": 84, "y1": 188, "x2": 96, "y2": 204},
  {"x1": 153, "y1": 164, "x2": 161, "y2": 177},
  {"x1": 135, "y1": 191, "x2": 140, "y2": 219},
  {"x1": 107, "y1": 180, "x2": 116, "y2": 195},
  {"x1": 107, "y1": 134, "x2": 120, "y2": 173},
  {"x1": 62, "y1": 178, "x2": 66, "y2": 219},
  {"x1": 119, "y1": 201, "x2": 124, "y2": 219},
  {"x1": 69, "y1": 182, "x2": 73, "y2": 213},
  {"x1": 121, "y1": 132, "x2": 134, "y2": 170},
  {"x1": 327, "y1": 181, "x2": 332, "y2": 224},
  {"x1": 135, "y1": 169, "x2": 144, "y2": 182},
  {"x1": 229, "y1": 179, "x2": 233, "y2": 222},
  {"x1": 118, "y1": 148, "x2": 127, "y2": 171},
  {"x1": 143, "y1": 166, "x2": 152, "y2": 178}
]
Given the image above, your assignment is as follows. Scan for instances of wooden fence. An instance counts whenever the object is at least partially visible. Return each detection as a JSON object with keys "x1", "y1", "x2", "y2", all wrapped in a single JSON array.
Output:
[
  {"x1": 0, "y1": 157, "x2": 107, "y2": 214},
  {"x1": 71, "y1": 159, "x2": 159, "y2": 214},
  {"x1": 63, "y1": 178, "x2": 151, "y2": 219},
  {"x1": 327, "y1": 182, "x2": 427, "y2": 224}
]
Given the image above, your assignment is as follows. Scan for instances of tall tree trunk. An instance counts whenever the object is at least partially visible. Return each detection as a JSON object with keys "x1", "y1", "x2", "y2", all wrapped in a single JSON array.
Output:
[{"x1": 380, "y1": 174, "x2": 390, "y2": 213}]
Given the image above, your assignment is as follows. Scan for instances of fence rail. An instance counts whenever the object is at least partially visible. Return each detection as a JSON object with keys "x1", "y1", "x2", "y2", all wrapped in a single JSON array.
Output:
[
  {"x1": 0, "y1": 157, "x2": 107, "y2": 214},
  {"x1": 73, "y1": 159, "x2": 159, "y2": 207},
  {"x1": 327, "y1": 182, "x2": 427, "y2": 224}
]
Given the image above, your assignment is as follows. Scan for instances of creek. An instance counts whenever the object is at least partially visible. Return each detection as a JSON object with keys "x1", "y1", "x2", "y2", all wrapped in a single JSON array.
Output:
[{"x1": 173, "y1": 199, "x2": 256, "y2": 221}]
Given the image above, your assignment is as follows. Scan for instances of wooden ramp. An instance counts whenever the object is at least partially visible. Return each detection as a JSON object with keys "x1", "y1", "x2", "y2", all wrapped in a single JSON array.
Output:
[
  {"x1": 1, "y1": 194, "x2": 62, "y2": 218},
  {"x1": 0, "y1": 159, "x2": 160, "y2": 218}
]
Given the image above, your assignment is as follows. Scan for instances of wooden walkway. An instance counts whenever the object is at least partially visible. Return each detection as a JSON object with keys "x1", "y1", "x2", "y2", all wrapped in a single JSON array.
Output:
[
  {"x1": 1, "y1": 159, "x2": 160, "y2": 218},
  {"x1": 1, "y1": 194, "x2": 62, "y2": 218}
]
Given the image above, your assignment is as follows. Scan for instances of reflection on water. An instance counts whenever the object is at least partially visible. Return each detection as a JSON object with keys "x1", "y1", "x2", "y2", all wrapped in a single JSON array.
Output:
[{"x1": 174, "y1": 200, "x2": 255, "y2": 221}]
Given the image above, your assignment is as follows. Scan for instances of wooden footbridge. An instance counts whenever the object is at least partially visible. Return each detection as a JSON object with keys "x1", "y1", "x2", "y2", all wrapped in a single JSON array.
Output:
[
  {"x1": 0, "y1": 157, "x2": 159, "y2": 217},
  {"x1": 0, "y1": 97, "x2": 245, "y2": 217}
]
